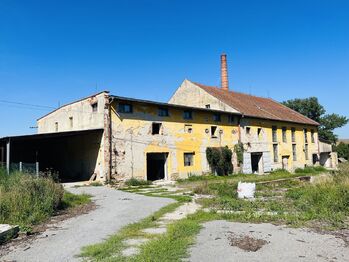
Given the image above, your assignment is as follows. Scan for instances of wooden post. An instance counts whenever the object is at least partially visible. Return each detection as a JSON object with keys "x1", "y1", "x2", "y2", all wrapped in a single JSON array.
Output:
[{"x1": 6, "y1": 139, "x2": 10, "y2": 174}]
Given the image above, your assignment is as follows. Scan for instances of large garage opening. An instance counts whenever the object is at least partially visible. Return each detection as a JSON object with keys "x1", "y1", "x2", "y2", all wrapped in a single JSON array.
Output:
[
  {"x1": 0, "y1": 129, "x2": 103, "y2": 182},
  {"x1": 251, "y1": 153, "x2": 263, "y2": 174},
  {"x1": 146, "y1": 153, "x2": 168, "y2": 181}
]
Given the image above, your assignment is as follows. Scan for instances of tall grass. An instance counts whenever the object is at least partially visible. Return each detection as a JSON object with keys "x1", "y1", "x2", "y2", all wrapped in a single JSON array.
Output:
[{"x1": 0, "y1": 168, "x2": 64, "y2": 230}]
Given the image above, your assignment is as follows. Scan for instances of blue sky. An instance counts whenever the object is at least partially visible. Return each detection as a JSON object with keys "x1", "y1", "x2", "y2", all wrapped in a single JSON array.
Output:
[{"x1": 0, "y1": 0, "x2": 348, "y2": 138}]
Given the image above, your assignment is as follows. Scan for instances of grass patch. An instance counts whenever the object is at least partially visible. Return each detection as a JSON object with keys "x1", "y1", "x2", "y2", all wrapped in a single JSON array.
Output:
[
  {"x1": 89, "y1": 181, "x2": 103, "y2": 187},
  {"x1": 80, "y1": 201, "x2": 183, "y2": 261},
  {"x1": 125, "y1": 178, "x2": 152, "y2": 186},
  {"x1": 59, "y1": 191, "x2": 91, "y2": 209}
]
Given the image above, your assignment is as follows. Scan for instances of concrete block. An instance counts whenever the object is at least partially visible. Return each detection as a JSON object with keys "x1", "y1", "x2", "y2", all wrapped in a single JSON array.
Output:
[{"x1": 0, "y1": 224, "x2": 19, "y2": 244}]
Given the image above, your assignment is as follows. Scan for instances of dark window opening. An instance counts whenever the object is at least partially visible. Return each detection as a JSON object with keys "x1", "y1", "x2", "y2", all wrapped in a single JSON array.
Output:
[
  {"x1": 158, "y1": 107, "x2": 169, "y2": 117},
  {"x1": 304, "y1": 129, "x2": 308, "y2": 143},
  {"x1": 211, "y1": 126, "x2": 218, "y2": 138},
  {"x1": 152, "y1": 123, "x2": 162, "y2": 135},
  {"x1": 291, "y1": 128, "x2": 296, "y2": 143},
  {"x1": 213, "y1": 113, "x2": 221, "y2": 122},
  {"x1": 282, "y1": 127, "x2": 287, "y2": 143},
  {"x1": 272, "y1": 126, "x2": 278, "y2": 143},
  {"x1": 118, "y1": 103, "x2": 133, "y2": 113},
  {"x1": 91, "y1": 103, "x2": 98, "y2": 113},
  {"x1": 246, "y1": 127, "x2": 251, "y2": 135},
  {"x1": 257, "y1": 128, "x2": 262, "y2": 137},
  {"x1": 311, "y1": 129, "x2": 315, "y2": 143},
  {"x1": 229, "y1": 115, "x2": 235, "y2": 123},
  {"x1": 292, "y1": 144, "x2": 297, "y2": 161},
  {"x1": 184, "y1": 152, "x2": 195, "y2": 166},
  {"x1": 205, "y1": 104, "x2": 211, "y2": 109},
  {"x1": 183, "y1": 110, "x2": 193, "y2": 120}
]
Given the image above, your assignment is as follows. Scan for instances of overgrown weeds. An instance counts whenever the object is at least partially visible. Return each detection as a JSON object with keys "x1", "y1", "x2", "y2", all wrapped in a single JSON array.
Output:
[{"x1": 0, "y1": 168, "x2": 91, "y2": 231}]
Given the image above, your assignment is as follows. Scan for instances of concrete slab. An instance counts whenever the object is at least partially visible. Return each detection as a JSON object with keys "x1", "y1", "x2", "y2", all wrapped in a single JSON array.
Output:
[
  {"x1": 0, "y1": 224, "x2": 19, "y2": 244},
  {"x1": 142, "y1": 227, "x2": 167, "y2": 235},
  {"x1": 122, "y1": 247, "x2": 140, "y2": 257}
]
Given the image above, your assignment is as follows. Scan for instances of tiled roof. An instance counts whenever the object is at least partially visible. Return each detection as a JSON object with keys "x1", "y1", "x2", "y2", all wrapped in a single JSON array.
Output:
[{"x1": 192, "y1": 81, "x2": 319, "y2": 126}]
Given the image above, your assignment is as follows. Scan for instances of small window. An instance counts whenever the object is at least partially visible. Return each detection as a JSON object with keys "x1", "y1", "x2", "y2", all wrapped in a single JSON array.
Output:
[
  {"x1": 311, "y1": 129, "x2": 315, "y2": 143},
  {"x1": 69, "y1": 117, "x2": 73, "y2": 128},
  {"x1": 118, "y1": 103, "x2": 133, "y2": 113},
  {"x1": 211, "y1": 126, "x2": 218, "y2": 138},
  {"x1": 55, "y1": 122, "x2": 58, "y2": 132},
  {"x1": 205, "y1": 104, "x2": 210, "y2": 109},
  {"x1": 91, "y1": 103, "x2": 98, "y2": 113},
  {"x1": 292, "y1": 144, "x2": 297, "y2": 161},
  {"x1": 273, "y1": 144, "x2": 278, "y2": 163},
  {"x1": 291, "y1": 128, "x2": 296, "y2": 143},
  {"x1": 213, "y1": 113, "x2": 221, "y2": 122},
  {"x1": 184, "y1": 124, "x2": 193, "y2": 133},
  {"x1": 304, "y1": 128, "x2": 308, "y2": 143},
  {"x1": 282, "y1": 127, "x2": 287, "y2": 143},
  {"x1": 246, "y1": 127, "x2": 251, "y2": 135},
  {"x1": 183, "y1": 110, "x2": 193, "y2": 120},
  {"x1": 272, "y1": 126, "x2": 278, "y2": 143},
  {"x1": 152, "y1": 123, "x2": 162, "y2": 135},
  {"x1": 229, "y1": 115, "x2": 235, "y2": 124},
  {"x1": 184, "y1": 152, "x2": 195, "y2": 166},
  {"x1": 158, "y1": 107, "x2": 169, "y2": 117}
]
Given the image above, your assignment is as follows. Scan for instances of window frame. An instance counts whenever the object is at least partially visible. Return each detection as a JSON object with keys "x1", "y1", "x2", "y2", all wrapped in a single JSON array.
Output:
[
  {"x1": 184, "y1": 152, "x2": 195, "y2": 167},
  {"x1": 183, "y1": 110, "x2": 193, "y2": 120},
  {"x1": 118, "y1": 103, "x2": 133, "y2": 113},
  {"x1": 158, "y1": 107, "x2": 169, "y2": 117},
  {"x1": 213, "y1": 113, "x2": 221, "y2": 122}
]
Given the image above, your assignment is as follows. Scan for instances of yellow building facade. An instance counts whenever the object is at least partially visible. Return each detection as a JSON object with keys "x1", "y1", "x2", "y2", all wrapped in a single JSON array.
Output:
[{"x1": 110, "y1": 97, "x2": 240, "y2": 180}]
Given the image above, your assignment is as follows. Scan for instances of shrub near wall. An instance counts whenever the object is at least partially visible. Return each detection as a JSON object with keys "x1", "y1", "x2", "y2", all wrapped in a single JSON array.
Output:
[
  {"x1": 206, "y1": 147, "x2": 233, "y2": 176},
  {"x1": 0, "y1": 169, "x2": 64, "y2": 230}
]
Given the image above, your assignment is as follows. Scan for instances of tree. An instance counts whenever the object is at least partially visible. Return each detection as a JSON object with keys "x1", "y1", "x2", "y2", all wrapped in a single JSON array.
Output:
[
  {"x1": 282, "y1": 97, "x2": 348, "y2": 144},
  {"x1": 334, "y1": 142, "x2": 349, "y2": 160},
  {"x1": 206, "y1": 147, "x2": 233, "y2": 176}
]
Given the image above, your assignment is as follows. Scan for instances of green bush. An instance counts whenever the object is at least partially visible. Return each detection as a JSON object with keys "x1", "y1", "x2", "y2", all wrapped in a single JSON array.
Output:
[
  {"x1": 0, "y1": 169, "x2": 64, "y2": 229},
  {"x1": 206, "y1": 146, "x2": 233, "y2": 176},
  {"x1": 124, "y1": 177, "x2": 152, "y2": 186}
]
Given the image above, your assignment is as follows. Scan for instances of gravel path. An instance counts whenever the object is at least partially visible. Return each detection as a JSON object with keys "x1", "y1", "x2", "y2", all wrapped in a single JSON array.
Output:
[
  {"x1": 189, "y1": 220, "x2": 349, "y2": 262},
  {"x1": 2, "y1": 186, "x2": 174, "y2": 262}
]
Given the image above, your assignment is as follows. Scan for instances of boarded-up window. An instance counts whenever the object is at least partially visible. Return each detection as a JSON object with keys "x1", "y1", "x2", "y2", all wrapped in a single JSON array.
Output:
[{"x1": 311, "y1": 129, "x2": 315, "y2": 143}]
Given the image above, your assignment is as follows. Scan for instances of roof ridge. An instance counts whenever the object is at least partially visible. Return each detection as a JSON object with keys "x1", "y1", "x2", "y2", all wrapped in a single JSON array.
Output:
[{"x1": 190, "y1": 80, "x2": 273, "y2": 100}]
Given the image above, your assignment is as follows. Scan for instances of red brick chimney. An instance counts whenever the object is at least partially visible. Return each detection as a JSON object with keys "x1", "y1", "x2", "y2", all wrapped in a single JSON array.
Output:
[{"x1": 221, "y1": 53, "x2": 229, "y2": 91}]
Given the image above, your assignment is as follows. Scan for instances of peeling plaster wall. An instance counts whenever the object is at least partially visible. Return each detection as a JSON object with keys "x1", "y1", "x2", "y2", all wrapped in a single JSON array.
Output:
[
  {"x1": 37, "y1": 92, "x2": 108, "y2": 134},
  {"x1": 110, "y1": 101, "x2": 240, "y2": 181},
  {"x1": 241, "y1": 118, "x2": 319, "y2": 173},
  {"x1": 169, "y1": 80, "x2": 239, "y2": 113}
]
